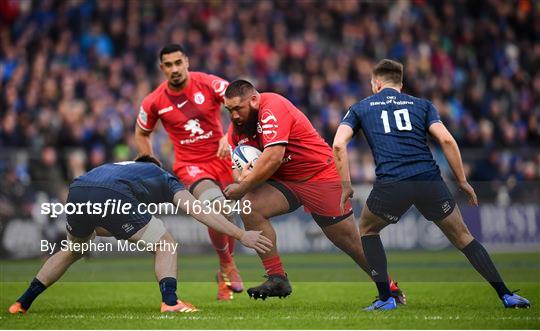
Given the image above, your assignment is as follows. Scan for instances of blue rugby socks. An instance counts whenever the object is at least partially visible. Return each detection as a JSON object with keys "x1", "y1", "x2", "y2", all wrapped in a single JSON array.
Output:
[
  {"x1": 159, "y1": 277, "x2": 178, "y2": 306},
  {"x1": 461, "y1": 239, "x2": 511, "y2": 298},
  {"x1": 361, "y1": 235, "x2": 392, "y2": 301},
  {"x1": 18, "y1": 278, "x2": 47, "y2": 310}
]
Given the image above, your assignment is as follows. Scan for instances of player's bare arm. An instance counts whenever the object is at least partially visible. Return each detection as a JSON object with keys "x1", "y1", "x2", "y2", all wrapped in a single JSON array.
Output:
[
  {"x1": 428, "y1": 122, "x2": 478, "y2": 206},
  {"x1": 173, "y1": 190, "x2": 272, "y2": 253},
  {"x1": 134, "y1": 124, "x2": 154, "y2": 156},
  {"x1": 224, "y1": 145, "x2": 285, "y2": 200},
  {"x1": 333, "y1": 124, "x2": 355, "y2": 212}
]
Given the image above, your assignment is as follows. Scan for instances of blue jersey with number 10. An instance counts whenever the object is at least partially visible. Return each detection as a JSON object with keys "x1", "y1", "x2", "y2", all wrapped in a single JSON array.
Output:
[{"x1": 341, "y1": 88, "x2": 441, "y2": 183}]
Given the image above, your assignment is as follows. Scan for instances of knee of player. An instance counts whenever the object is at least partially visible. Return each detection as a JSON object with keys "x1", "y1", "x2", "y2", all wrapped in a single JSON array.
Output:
[{"x1": 160, "y1": 231, "x2": 176, "y2": 245}]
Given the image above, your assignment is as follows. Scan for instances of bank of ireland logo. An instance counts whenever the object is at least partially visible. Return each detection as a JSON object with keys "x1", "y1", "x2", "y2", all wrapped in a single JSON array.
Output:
[
  {"x1": 260, "y1": 109, "x2": 278, "y2": 141},
  {"x1": 194, "y1": 91, "x2": 205, "y2": 104},
  {"x1": 184, "y1": 119, "x2": 204, "y2": 136}
]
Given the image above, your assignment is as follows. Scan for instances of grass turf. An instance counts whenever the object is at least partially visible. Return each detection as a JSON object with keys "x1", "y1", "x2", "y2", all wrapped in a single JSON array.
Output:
[{"x1": 1, "y1": 251, "x2": 539, "y2": 329}]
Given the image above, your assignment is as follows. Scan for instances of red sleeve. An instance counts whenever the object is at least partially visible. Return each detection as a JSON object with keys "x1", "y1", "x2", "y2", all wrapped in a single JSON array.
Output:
[
  {"x1": 137, "y1": 95, "x2": 159, "y2": 131},
  {"x1": 204, "y1": 73, "x2": 229, "y2": 104},
  {"x1": 260, "y1": 97, "x2": 293, "y2": 148}
]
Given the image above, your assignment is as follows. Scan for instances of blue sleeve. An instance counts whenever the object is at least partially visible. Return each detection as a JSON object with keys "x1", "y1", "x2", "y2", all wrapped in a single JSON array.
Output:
[
  {"x1": 340, "y1": 105, "x2": 362, "y2": 134},
  {"x1": 164, "y1": 172, "x2": 185, "y2": 202},
  {"x1": 426, "y1": 101, "x2": 441, "y2": 128}
]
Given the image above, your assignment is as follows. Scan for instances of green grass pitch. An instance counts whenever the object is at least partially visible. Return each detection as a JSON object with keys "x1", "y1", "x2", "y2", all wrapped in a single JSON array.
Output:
[{"x1": 1, "y1": 251, "x2": 539, "y2": 329}]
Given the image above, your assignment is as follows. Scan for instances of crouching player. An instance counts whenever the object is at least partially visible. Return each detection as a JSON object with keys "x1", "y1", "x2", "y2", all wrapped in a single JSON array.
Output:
[
  {"x1": 223, "y1": 80, "x2": 404, "y2": 302},
  {"x1": 8, "y1": 155, "x2": 272, "y2": 314}
]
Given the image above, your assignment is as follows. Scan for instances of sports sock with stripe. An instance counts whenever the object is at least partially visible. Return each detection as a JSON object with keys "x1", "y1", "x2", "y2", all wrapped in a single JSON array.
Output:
[
  {"x1": 361, "y1": 235, "x2": 392, "y2": 301},
  {"x1": 461, "y1": 239, "x2": 512, "y2": 298}
]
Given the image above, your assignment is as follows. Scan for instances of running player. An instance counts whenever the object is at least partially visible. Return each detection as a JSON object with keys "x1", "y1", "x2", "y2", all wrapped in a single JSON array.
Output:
[
  {"x1": 134, "y1": 44, "x2": 241, "y2": 300},
  {"x1": 333, "y1": 59, "x2": 530, "y2": 310},
  {"x1": 223, "y1": 80, "x2": 404, "y2": 302},
  {"x1": 7, "y1": 155, "x2": 272, "y2": 314}
]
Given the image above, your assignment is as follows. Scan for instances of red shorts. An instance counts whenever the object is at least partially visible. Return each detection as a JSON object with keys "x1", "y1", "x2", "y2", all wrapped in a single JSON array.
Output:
[
  {"x1": 174, "y1": 157, "x2": 233, "y2": 191},
  {"x1": 269, "y1": 163, "x2": 353, "y2": 227}
]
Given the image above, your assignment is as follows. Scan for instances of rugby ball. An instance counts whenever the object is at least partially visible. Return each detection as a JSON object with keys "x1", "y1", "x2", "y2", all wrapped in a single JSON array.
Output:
[{"x1": 232, "y1": 145, "x2": 262, "y2": 171}]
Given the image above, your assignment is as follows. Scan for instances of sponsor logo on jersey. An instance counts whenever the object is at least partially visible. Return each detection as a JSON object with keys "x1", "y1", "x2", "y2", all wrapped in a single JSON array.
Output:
[
  {"x1": 138, "y1": 107, "x2": 148, "y2": 125},
  {"x1": 282, "y1": 154, "x2": 292, "y2": 164},
  {"x1": 158, "y1": 106, "x2": 174, "y2": 115},
  {"x1": 211, "y1": 79, "x2": 228, "y2": 96},
  {"x1": 177, "y1": 100, "x2": 188, "y2": 108},
  {"x1": 180, "y1": 119, "x2": 214, "y2": 144},
  {"x1": 260, "y1": 109, "x2": 278, "y2": 141},
  {"x1": 238, "y1": 137, "x2": 250, "y2": 145},
  {"x1": 187, "y1": 165, "x2": 203, "y2": 177},
  {"x1": 184, "y1": 119, "x2": 205, "y2": 137},
  {"x1": 193, "y1": 92, "x2": 205, "y2": 105}
]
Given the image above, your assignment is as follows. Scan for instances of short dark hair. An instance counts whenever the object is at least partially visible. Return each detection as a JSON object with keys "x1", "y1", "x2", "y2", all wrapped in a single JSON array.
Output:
[
  {"x1": 372, "y1": 59, "x2": 403, "y2": 85},
  {"x1": 159, "y1": 44, "x2": 186, "y2": 62},
  {"x1": 134, "y1": 154, "x2": 162, "y2": 168},
  {"x1": 224, "y1": 79, "x2": 256, "y2": 98}
]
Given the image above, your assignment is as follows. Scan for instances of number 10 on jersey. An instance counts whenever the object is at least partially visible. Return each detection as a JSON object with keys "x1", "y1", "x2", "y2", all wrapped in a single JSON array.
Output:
[{"x1": 381, "y1": 108, "x2": 412, "y2": 133}]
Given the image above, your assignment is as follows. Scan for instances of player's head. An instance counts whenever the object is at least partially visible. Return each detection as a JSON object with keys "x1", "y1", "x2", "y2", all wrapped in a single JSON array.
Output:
[
  {"x1": 224, "y1": 79, "x2": 260, "y2": 135},
  {"x1": 159, "y1": 44, "x2": 189, "y2": 89},
  {"x1": 371, "y1": 59, "x2": 403, "y2": 93},
  {"x1": 134, "y1": 154, "x2": 162, "y2": 168}
]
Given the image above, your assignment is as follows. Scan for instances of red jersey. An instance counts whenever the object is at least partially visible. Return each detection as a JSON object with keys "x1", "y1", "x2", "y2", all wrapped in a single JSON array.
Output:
[
  {"x1": 228, "y1": 92, "x2": 334, "y2": 181},
  {"x1": 137, "y1": 72, "x2": 229, "y2": 164}
]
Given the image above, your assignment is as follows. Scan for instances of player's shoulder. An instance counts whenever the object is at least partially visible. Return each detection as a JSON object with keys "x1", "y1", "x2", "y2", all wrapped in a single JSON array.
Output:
[
  {"x1": 190, "y1": 71, "x2": 227, "y2": 86},
  {"x1": 260, "y1": 92, "x2": 290, "y2": 105},
  {"x1": 399, "y1": 92, "x2": 432, "y2": 110},
  {"x1": 349, "y1": 94, "x2": 376, "y2": 114},
  {"x1": 142, "y1": 81, "x2": 168, "y2": 105},
  {"x1": 190, "y1": 71, "x2": 228, "y2": 94}
]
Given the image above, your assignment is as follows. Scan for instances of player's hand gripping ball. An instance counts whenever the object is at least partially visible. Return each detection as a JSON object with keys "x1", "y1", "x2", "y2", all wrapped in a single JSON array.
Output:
[{"x1": 232, "y1": 145, "x2": 262, "y2": 171}]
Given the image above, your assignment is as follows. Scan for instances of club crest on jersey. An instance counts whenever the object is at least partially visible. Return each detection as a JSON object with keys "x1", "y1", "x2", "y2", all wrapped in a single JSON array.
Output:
[
  {"x1": 187, "y1": 165, "x2": 203, "y2": 177},
  {"x1": 193, "y1": 92, "x2": 205, "y2": 105},
  {"x1": 184, "y1": 119, "x2": 205, "y2": 137},
  {"x1": 260, "y1": 109, "x2": 278, "y2": 141}
]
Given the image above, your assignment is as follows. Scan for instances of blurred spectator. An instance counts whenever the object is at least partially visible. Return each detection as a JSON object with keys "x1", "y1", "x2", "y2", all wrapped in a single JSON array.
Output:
[{"x1": 0, "y1": 0, "x2": 538, "y2": 208}]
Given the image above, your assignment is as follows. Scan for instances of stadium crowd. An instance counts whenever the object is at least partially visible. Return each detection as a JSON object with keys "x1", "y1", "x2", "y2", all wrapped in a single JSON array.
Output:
[{"x1": 0, "y1": 0, "x2": 538, "y2": 224}]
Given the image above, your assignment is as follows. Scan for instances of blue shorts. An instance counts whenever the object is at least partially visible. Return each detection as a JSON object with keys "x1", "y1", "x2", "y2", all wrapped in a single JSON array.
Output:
[
  {"x1": 65, "y1": 186, "x2": 151, "y2": 240},
  {"x1": 366, "y1": 170, "x2": 456, "y2": 223}
]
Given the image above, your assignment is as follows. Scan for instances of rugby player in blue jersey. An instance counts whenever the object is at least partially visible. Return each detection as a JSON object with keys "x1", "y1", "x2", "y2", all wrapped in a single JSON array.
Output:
[
  {"x1": 8, "y1": 155, "x2": 272, "y2": 314},
  {"x1": 333, "y1": 59, "x2": 530, "y2": 311}
]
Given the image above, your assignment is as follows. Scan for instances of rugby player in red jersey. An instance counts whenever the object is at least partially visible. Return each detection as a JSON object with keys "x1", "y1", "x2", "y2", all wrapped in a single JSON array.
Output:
[
  {"x1": 223, "y1": 80, "x2": 405, "y2": 302},
  {"x1": 134, "y1": 44, "x2": 241, "y2": 300}
]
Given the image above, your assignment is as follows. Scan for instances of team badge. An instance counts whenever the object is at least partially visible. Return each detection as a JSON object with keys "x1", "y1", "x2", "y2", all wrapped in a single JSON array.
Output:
[
  {"x1": 260, "y1": 109, "x2": 278, "y2": 141},
  {"x1": 194, "y1": 92, "x2": 205, "y2": 105}
]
